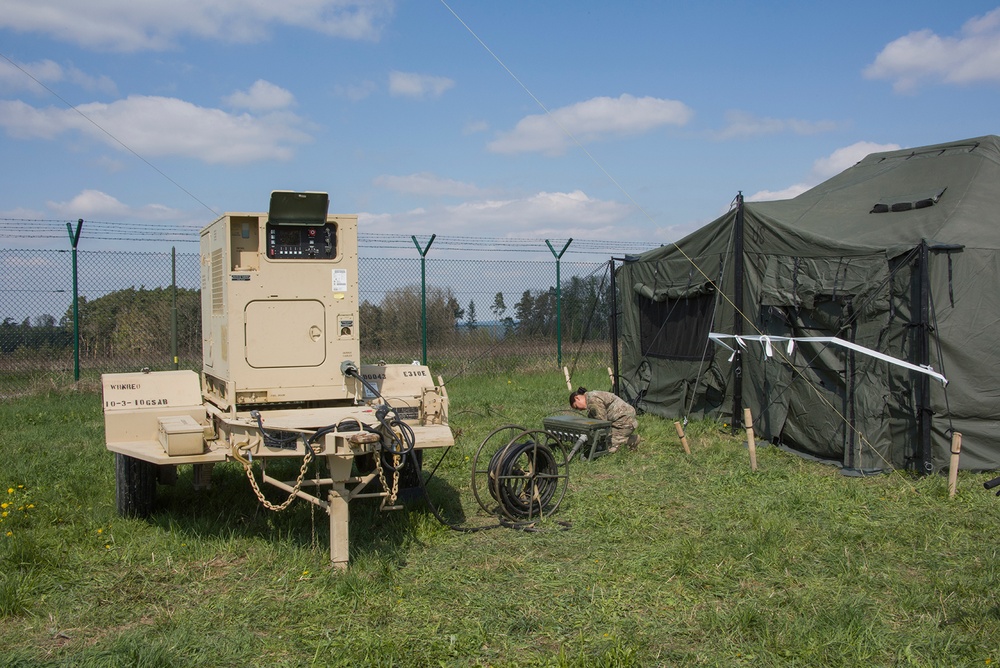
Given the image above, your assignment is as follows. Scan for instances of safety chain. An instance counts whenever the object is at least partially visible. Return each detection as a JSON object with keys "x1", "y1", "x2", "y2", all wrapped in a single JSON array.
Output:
[
  {"x1": 374, "y1": 451, "x2": 401, "y2": 508},
  {"x1": 238, "y1": 441, "x2": 315, "y2": 512}
]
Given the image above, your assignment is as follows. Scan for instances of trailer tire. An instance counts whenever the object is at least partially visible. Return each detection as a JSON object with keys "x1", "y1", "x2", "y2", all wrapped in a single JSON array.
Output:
[{"x1": 115, "y1": 453, "x2": 157, "y2": 518}]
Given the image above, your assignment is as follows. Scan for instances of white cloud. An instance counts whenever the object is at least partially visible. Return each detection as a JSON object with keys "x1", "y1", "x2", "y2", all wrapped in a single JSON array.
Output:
[
  {"x1": 488, "y1": 94, "x2": 693, "y2": 156},
  {"x1": 0, "y1": 0, "x2": 394, "y2": 52},
  {"x1": 388, "y1": 71, "x2": 455, "y2": 98},
  {"x1": 224, "y1": 80, "x2": 295, "y2": 112},
  {"x1": 712, "y1": 110, "x2": 839, "y2": 140},
  {"x1": 361, "y1": 189, "x2": 634, "y2": 239},
  {"x1": 748, "y1": 141, "x2": 900, "y2": 202},
  {"x1": 0, "y1": 59, "x2": 60, "y2": 92},
  {"x1": 374, "y1": 173, "x2": 483, "y2": 198},
  {"x1": 746, "y1": 184, "x2": 812, "y2": 202},
  {"x1": 0, "y1": 58, "x2": 117, "y2": 95},
  {"x1": 47, "y1": 189, "x2": 182, "y2": 220},
  {"x1": 92, "y1": 155, "x2": 127, "y2": 173},
  {"x1": 334, "y1": 80, "x2": 377, "y2": 102},
  {"x1": 65, "y1": 65, "x2": 118, "y2": 95},
  {"x1": 462, "y1": 120, "x2": 489, "y2": 135},
  {"x1": 809, "y1": 141, "x2": 898, "y2": 179},
  {"x1": 865, "y1": 8, "x2": 1000, "y2": 92},
  {"x1": 0, "y1": 95, "x2": 313, "y2": 163}
]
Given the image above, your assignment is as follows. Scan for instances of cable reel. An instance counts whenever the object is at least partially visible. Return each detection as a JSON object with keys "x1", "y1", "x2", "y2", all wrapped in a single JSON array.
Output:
[{"x1": 471, "y1": 425, "x2": 570, "y2": 521}]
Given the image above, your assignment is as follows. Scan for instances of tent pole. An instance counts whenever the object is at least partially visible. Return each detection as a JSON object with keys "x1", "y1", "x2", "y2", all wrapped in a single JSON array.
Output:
[
  {"x1": 730, "y1": 193, "x2": 745, "y2": 434},
  {"x1": 846, "y1": 300, "x2": 858, "y2": 470},
  {"x1": 917, "y1": 241, "x2": 933, "y2": 473}
]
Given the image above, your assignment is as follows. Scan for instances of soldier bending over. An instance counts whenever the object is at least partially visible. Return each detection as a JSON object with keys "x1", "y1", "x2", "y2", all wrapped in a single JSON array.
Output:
[{"x1": 569, "y1": 387, "x2": 639, "y2": 453}]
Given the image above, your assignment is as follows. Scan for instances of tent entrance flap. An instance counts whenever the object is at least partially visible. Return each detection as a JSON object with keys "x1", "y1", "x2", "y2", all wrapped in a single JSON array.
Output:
[{"x1": 709, "y1": 331, "x2": 947, "y2": 471}]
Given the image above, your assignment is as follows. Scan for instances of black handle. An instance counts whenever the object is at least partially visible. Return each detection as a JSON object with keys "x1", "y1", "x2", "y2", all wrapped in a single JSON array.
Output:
[{"x1": 984, "y1": 475, "x2": 1000, "y2": 490}]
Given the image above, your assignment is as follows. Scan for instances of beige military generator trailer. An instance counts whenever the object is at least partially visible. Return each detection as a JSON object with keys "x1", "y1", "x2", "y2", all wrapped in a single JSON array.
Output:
[{"x1": 102, "y1": 191, "x2": 453, "y2": 567}]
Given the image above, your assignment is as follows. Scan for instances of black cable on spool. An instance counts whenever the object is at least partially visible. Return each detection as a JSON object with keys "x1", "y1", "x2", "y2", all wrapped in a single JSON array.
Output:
[
  {"x1": 487, "y1": 438, "x2": 561, "y2": 520},
  {"x1": 405, "y1": 441, "x2": 569, "y2": 534}
]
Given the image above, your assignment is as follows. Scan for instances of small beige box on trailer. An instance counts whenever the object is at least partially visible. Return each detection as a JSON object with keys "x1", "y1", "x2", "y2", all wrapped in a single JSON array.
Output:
[{"x1": 157, "y1": 415, "x2": 205, "y2": 456}]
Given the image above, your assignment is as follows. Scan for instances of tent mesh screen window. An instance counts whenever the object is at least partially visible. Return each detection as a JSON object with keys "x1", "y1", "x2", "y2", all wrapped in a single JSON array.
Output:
[{"x1": 638, "y1": 294, "x2": 713, "y2": 360}]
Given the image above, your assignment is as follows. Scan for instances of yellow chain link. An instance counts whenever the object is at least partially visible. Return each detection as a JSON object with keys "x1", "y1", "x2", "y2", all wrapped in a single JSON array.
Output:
[
  {"x1": 237, "y1": 441, "x2": 315, "y2": 512},
  {"x1": 374, "y1": 451, "x2": 401, "y2": 508}
]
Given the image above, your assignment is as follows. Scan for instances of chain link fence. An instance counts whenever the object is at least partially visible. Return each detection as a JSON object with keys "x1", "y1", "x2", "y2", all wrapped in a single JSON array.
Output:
[{"x1": 0, "y1": 244, "x2": 617, "y2": 395}]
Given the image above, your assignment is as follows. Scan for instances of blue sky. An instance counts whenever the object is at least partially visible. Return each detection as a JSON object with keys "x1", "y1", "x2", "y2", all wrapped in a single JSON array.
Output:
[{"x1": 1, "y1": 0, "x2": 1000, "y2": 257}]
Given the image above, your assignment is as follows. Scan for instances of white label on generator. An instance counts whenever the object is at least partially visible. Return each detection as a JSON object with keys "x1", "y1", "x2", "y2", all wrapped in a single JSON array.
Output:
[{"x1": 332, "y1": 269, "x2": 347, "y2": 292}]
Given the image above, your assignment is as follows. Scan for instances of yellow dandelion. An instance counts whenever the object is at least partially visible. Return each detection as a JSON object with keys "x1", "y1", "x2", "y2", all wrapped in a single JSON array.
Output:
[
  {"x1": 5, "y1": 531, "x2": 11, "y2": 537},
  {"x1": 1, "y1": 503, "x2": 7, "y2": 509},
  {"x1": 2, "y1": 512, "x2": 8, "y2": 518},
  {"x1": 7, "y1": 488, "x2": 12, "y2": 494},
  {"x1": 105, "y1": 544, "x2": 111, "y2": 549},
  {"x1": 27, "y1": 504, "x2": 33, "y2": 509},
  {"x1": 97, "y1": 528, "x2": 103, "y2": 534}
]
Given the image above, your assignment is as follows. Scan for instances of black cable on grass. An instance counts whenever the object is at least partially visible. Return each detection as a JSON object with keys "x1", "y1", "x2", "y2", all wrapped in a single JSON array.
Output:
[{"x1": 343, "y1": 364, "x2": 568, "y2": 533}]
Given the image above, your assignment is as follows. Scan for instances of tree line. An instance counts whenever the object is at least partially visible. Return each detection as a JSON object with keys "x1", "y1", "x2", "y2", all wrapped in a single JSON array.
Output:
[
  {"x1": 1, "y1": 286, "x2": 200, "y2": 360},
  {"x1": 1, "y1": 274, "x2": 612, "y2": 359},
  {"x1": 360, "y1": 274, "x2": 611, "y2": 346}
]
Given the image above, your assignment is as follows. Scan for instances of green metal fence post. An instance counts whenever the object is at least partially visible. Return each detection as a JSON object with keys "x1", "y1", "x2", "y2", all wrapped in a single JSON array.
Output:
[
  {"x1": 545, "y1": 238, "x2": 573, "y2": 368},
  {"x1": 66, "y1": 219, "x2": 83, "y2": 381},
  {"x1": 411, "y1": 234, "x2": 436, "y2": 365},
  {"x1": 171, "y1": 246, "x2": 178, "y2": 369}
]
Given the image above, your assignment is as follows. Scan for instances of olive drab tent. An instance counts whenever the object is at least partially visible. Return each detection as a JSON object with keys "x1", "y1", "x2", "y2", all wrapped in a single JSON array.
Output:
[{"x1": 616, "y1": 135, "x2": 1000, "y2": 474}]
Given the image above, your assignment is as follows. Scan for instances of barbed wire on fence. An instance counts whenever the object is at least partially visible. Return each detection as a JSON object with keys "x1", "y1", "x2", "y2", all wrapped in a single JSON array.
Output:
[{"x1": 0, "y1": 218, "x2": 655, "y2": 256}]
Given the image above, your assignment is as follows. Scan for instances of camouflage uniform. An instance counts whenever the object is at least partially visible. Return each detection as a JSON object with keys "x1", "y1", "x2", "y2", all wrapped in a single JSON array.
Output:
[{"x1": 584, "y1": 390, "x2": 638, "y2": 452}]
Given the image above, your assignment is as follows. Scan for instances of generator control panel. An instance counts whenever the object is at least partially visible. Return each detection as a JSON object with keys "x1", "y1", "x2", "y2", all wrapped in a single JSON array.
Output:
[{"x1": 266, "y1": 221, "x2": 338, "y2": 259}]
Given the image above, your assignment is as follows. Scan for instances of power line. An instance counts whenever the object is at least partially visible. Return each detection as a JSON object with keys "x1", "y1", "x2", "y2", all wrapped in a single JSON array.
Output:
[{"x1": 0, "y1": 51, "x2": 219, "y2": 218}]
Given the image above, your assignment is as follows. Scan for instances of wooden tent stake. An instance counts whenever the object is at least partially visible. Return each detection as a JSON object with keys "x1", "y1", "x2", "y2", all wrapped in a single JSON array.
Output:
[
  {"x1": 743, "y1": 407, "x2": 758, "y2": 472},
  {"x1": 563, "y1": 366, "x2": 572, "y2": 391},
  {"x1": 674, "y1": 421, "x2": 691, "y2": 455},
  {"x1": 948, "y1": 431, "x2": 962, "y2": 498}
]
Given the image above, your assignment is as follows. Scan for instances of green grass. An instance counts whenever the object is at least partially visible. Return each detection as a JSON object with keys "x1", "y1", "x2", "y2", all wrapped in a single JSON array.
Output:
[{"x1": 2, "y1": 370, "x2": 1000, "y2": 666}]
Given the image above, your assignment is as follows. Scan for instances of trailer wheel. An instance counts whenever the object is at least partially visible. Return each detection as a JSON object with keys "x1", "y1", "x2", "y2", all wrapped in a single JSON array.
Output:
[{"x1": 115, "y1": 453, "x2": 157, "y2": 518}]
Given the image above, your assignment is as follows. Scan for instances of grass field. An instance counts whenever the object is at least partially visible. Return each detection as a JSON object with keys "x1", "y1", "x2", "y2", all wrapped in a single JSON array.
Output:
[{"x1": 2, "y1": 368, "x2": 1000, "y2": 666}]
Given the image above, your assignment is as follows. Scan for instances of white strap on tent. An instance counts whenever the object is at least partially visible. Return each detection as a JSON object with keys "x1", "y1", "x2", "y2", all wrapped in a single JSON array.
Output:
[{"x1": 708, "y1": 333, "x2": 948, "y2": 385}]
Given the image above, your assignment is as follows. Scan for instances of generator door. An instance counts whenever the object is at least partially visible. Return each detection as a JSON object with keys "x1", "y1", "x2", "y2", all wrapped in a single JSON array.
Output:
[{"x1": 244, "y1": 299, "x2": 326, "y2": 368}]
